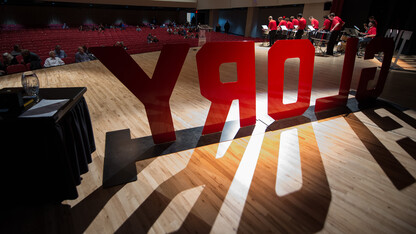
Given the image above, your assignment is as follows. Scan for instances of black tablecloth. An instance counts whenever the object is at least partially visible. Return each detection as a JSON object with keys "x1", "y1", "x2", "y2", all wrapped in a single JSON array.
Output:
[{"x1": 0, "y1": 88, "x2": 95, "y2": 203}]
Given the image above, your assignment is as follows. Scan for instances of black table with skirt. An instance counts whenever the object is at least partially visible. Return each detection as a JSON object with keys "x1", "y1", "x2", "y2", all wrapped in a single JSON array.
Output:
[{"x1": 0, "y1": 87, "x2": 95, "y2": 203}]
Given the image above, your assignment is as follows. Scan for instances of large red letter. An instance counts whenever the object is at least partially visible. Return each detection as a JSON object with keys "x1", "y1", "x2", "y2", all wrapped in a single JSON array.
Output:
[
  {"x1": 196, "y1": 41, "x2": 256, "y2": 135},
  {"x1": 268, "y1": 39, "x2": 314, "y2": 120},
  {"x1": 315, "y1": 38, "x2": 358, "y2": 112},
  {"x1": 356, "y1": 37, "x2": 394, "y2": 102},
  {"x1": 89, "y1": 44, "x2": 189, "y2": 144}
]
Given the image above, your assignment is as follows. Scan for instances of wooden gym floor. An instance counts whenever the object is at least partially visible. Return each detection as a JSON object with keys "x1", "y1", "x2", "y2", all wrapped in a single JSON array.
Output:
[{"x1": 0, "y1": 43, "x2": 415, "y2": 233}]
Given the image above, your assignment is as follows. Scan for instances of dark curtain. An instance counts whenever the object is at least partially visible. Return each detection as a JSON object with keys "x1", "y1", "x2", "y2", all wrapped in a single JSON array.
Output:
[{"x1": 330, "y1": 0, "x2": 344, "y2": 16}]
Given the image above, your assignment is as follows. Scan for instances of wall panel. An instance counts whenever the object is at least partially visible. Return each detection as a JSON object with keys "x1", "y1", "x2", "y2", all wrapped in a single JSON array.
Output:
[
  {"x1": 0, "y1": 5, "x2": 187, "y2": 27},
  {"x1": 217, "y1": 8, "x2": 248, "y2": 36}
]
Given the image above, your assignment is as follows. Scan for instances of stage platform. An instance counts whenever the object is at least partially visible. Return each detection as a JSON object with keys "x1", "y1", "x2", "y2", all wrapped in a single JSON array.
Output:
[{"x1": 0, "y1": 44, "x2": 415, "y2": 233}]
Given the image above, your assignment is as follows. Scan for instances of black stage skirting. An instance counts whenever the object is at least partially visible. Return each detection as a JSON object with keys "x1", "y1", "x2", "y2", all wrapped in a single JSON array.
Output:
[{"x1": 0, "y1": 88, "x2": 95, "y2": 203}]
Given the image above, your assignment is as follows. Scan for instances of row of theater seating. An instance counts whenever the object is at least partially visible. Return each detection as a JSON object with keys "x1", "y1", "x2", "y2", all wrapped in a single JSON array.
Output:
[
  {"x1": 2, "y1": 57, "x2": 76, "y2": 74},
  {"x1": 1, "y1": 27, "x2": 262, "y2": 75}
]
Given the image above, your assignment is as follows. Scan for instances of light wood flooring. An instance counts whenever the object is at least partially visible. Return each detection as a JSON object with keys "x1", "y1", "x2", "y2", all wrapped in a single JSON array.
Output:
[{"x1": 0, "y1": 43, "x2": 415, "y2": 233}]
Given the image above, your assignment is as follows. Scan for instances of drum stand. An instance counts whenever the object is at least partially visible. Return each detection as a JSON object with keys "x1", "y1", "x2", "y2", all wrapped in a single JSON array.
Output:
[
  {"x1": 262, "y1": 31, "x2": 270, "y2": 47},
  {"x1": 312, "y1": 37, "x2": 329, "y2": 56}
]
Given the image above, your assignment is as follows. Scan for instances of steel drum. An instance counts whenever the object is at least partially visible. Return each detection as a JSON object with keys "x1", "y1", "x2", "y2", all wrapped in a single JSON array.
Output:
[{"x1": 314, "y1": 31, "x2": 331, "y2": 41}]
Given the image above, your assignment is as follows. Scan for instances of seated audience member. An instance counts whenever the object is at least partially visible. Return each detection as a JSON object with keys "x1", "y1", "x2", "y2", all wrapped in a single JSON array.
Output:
[
  {"x1": 136, "y1": 25, "x2": 142, "y2": 32},
  {"x1": 21, "y1": 49, "x2": 42, "y2": 70},
  {"x1": 120, "y1": 22, "x2": 126, "y2": 30},
  {"x1": 82, "y1": 45, "x2": 96, "y2": 60},
  {"x1": 114, "y1": 41, "x2": 128, "y2": 50},
  {"x1": 75, "y1": 47, "x2": 91, "y2": 63},
  {"x1": 182, "y1": 29, "x2": 187, "y2": 37},
  {"x1": 98, "y1": 23, "x2": 105, "y2": 32},
  {"x1": 120, "y1": 41, "x2": 127, "y2": 49},
  {"x1": 215, "y1": 24, "x2": 221, "y2": 32},
  {"x1": 82, "y1": 45, "x2": 90, "y2": 55},
  {"x1": 148, "y1": 33, "x2": 159, "y2": 42},
  {"x1": 2, "y1": 52, "x2": 18, "y2": 67},
  {"x1": 167, "y1": 27, "x2": 173, "y2": 34},
  {"x1": 147, "y1": 33, "x2": 154, "y2": 43},
  {"x1": 44, "y1": 51, "x2": 65, "y2": 68},
  {"x1": 11, "y1": 44, "x2": 22, "y2": 56},
  {"x1": 54, "y1": 45, "x2": 67, "y2": 58},
  {"x1": 79, "y1": 25, "x2": 83, "y2": 31}
]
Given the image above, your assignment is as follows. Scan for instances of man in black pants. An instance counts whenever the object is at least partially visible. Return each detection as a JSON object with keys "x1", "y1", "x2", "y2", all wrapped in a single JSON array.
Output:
[
  {"x1": 267, "y1": 16, "x2": 277, "y2": 46},
  {"x1": 295, "y1": 13, "x2": 306, "y2": 39},
  {"x1": 326, "y1": 13, "x2": 342, "y2": 55}
]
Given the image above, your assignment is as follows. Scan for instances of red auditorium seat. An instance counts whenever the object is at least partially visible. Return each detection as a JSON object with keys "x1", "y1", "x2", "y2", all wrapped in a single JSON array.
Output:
[
  {"x1": 62, "y1": 57, "x2": 75, "y2": 64},
  {"x1": 40, "y1": 56, "x2": 49, "y2": 63},
  {"x1": 15, "y1": 55, "x2": 24, "y2": 63},
  {"x1": 0, "y1": 27, "x2": 261, "y2": 63},
  {"x1": 6, "y1": 64, "x2": 27, "y2": 74}
]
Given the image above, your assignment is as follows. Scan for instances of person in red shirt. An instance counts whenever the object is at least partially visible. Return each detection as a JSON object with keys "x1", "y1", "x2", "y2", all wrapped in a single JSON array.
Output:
[
  {"x1": 309, "y1": 16, "x2": 320, "y2": 29},
  {"x1": 278, "y1": 17, "x2": 287, "y2": 28},
  {"x1": 277, "y1": 17, "x2": 288, "y2": 40},
  {"x1": 364, "y1": 16, "x2": 377, "y2": 32},
  {"x1": 267, "y1": 16, "x2": 278, "y2": 46},
  {"x1": 307, "y1": 16, "x2": 319, "y2": 43},
  {"x1": 369, "y1": 16, "x2": 377, "y2": 27},
  {"x1": 285, "y1": 18, "x2": 294, "y2": 39},
  {"x1": 295, "y1": 13, "x2": 306, "y2": 39},
  {"x1": 286, "y1": 17, "x2": 293, "y2": 29},
  {"x1": 365, "y1": 22, "x2": 377, "y2": 37},
  {"x1": 291, "y1": 16, "x2": 299, "y2": 27},
  {"x1": 358, "y1": 21, "x2": 377, "y2": 50},
  {"x1": 335, "y1": 16, "x2": 344, "y2": 29},
  {"x1": 320, "y1": 15, "x2": 331, "y2": 31},
  {"x1": 326, "y1": 13, "x2": 342, "y2": 55}
]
